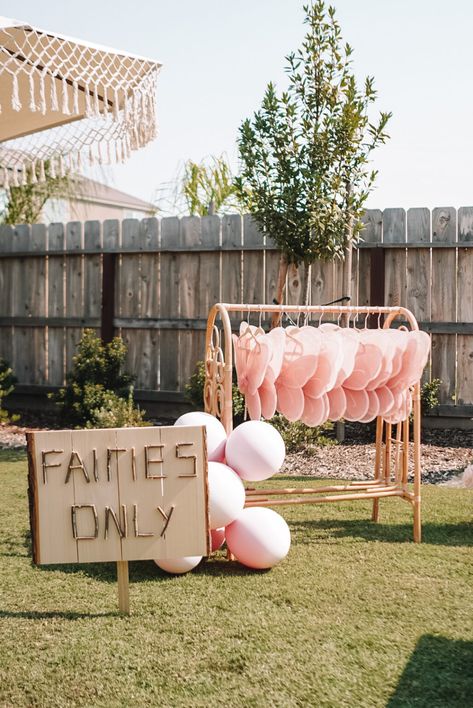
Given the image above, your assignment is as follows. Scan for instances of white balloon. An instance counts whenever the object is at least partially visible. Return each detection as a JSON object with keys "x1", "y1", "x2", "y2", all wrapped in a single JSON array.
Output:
[
  {"x1": 226, "y1": 507, "x2": 291, "y2": 569},
  {"x1": 225, "y1": 420, "x2": 285, "y2": 481},
  {"x1": 174, "y1": 411, "x2": 227, "y2": 462},
  {"x1": 208, "y1": 461, "x2": 246, "y2": 529},
  {"x1": 155, "y1": 556, "x2": 202, "y2": 574}
]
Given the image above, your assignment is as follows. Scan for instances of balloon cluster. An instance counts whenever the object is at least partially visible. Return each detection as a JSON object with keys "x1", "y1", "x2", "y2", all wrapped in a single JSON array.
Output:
[
  {"x1": 154, "y1": 413, "x2": 290, "y2": 574},
  {"x1": 233, "y1": 322, "x2": 430, "y2": 426}
]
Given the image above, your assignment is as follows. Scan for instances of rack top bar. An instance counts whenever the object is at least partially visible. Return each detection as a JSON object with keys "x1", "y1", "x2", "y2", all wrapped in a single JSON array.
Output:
[
  {"x1": 218, "y1": 303, "x2": 405, "y2": 315},
  {"x1": 211, "y1": 303, "x2": 419, "y2": 331}
]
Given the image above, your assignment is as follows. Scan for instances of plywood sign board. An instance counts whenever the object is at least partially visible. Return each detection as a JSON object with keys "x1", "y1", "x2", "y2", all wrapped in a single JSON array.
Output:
[{"x1": 27, "y1": 426, "x2": 210, "y2": 565}]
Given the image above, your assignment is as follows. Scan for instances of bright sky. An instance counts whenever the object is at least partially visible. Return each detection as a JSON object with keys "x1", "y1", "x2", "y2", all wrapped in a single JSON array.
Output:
[{"x1": 3, "y1": 0, "x2": 473, "y2": 210}]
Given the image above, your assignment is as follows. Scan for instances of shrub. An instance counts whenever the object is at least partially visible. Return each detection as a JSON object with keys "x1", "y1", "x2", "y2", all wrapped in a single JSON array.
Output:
[
  {"x1": 269, "y1": 414, "x2": 335, "y2": 453},
  {"x1": 421, "y1": 378, "x2": 441, "y2": 414},
  {"x1": 0, "y1": 358, "x2": 18, "y2": 423},
  {"x1": 51, "y1": 329, "x2": 147, "y2": 428}
]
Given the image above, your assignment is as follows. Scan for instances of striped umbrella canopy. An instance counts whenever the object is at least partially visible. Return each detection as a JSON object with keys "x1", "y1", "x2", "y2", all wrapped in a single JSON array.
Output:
[{"x1": 0, "y1": 16, "x2": 162, "y2": 187}]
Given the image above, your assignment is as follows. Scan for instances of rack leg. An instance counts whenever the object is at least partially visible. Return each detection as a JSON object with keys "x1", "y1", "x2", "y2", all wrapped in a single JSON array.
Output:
[
  {"x1": 414, "y1": 500, "x2": 421, "y2": 543},
  {"x1": 372, "y1": 417, "x2": 383, "y2": 522},
  {"x1": 413, "y1": 382, "x2": 422, "y2": 543}
]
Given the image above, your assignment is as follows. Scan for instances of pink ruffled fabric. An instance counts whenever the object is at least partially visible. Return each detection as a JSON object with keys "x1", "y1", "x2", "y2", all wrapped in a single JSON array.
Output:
[{"x1": 232, "y1": 322, "x2": 431, "y2": 427}]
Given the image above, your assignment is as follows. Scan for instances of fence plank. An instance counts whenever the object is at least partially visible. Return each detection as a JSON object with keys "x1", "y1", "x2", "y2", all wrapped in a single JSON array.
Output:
[
  {"x1": 119, "y1": 219, "x2": 143, "y2": 385},
  {"x1": 406, "y1": 208, "x2": 430, "y2": 321},
  {"x1": 83, "y1": 221, "x2": 102, "y2": 327},
  {"x1": 222, "y1": 214, "x2": 243, "y2": 305},
  {"x1": 0, "y1": 225, "x2": 13, "y2": 364},
  {"x1": 311, "y1": 259, "x2": 335, "y2": 309},
  {"x1": 179, "y1": 216, "x2": 203, "y2": 390},
  {"x1": 358, "y1": 209, "x2": 383, "y2": 308},
  {"x1": 65, "y1": 222, "x2": 84, "y2": 373},
  {"x1": 160, "y1": 218, "x2": 180, "y2": 391},
  {"x1": 405, "y1": 208, "x2": 431, "y2": 384},
  {"x1": 11, "y1": 226, "x2": 34, "y2": 383},
  {"x1": 138, "y1": 218, "x2": 160, "y2": 390},
  {"x1": 242, "y1": 215, "x2": 265, "y2": 306},
  {"x1": 383, "y1": 208, "x2": 407, "y2": 307},
  {"x1": 47, "y1": 223, "x2": 65, "y2": 385},
  {"x1": 431, "y1": 207, "x2": 457, "y2": 403},
  {"x1": 457, "y1": 208, "x2": 473, "y2": 405},
  {"x1": 29, "y1": 224, "x2": 48, "y2": 384}
]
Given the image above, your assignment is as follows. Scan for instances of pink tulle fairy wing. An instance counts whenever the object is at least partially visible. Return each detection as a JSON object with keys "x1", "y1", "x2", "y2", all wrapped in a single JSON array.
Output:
[
  {"x1": 245, "y1": 339, "x2": 270, "y2": 395},
  {"x1": 232, "y1": 333, "x2": 249, "y2": 394},
  {"x1": 279, "y1": 354, "x2": 318, "y2": 389},
  {"x1": 343, "y1": 342, "x2": 383, "y2": 391},
  {"x1": 327, "y1": 386, "x2": 347, "y2": 421},
  {"x1": 301, "y1": 394, "x2": 328, "y2": 427},
  {"x1": 303, "y1": 333, "x2": 342, "y2": 398},
  {"x1": 259, "y1": 379, "x2": 278, "y2": 420},
  {"x1": 343, "y1": 388, "x2": 370, "y2": 422},
  {"x1": 359, "y1": 389, "x2": 380, "y2": 423},
  {"x1": 245, "y1": 390, "x2": 262, "y2": 421},
  {"x1": 406, "y1": 331, "x2": 431, "y2": 386},
  {"x1": 374, "y1": 386, "x2": 395, "y2": 418},
  {"x1": 276, "y1": 383, "x2": 305, "y2": 422},
  {"x1": 266, "y1": 327, "x2": 286, "y2": 379},
  {"x1": 388, "y1": 336, "x2": 418, "y2": 391},
  {"x1": 333, "y1": 332, "x2": 358, "y2": 387}
]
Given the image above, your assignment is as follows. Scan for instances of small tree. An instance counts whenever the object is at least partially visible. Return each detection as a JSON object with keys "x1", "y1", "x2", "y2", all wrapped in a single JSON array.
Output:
[
  {"x1": 182, "y1": 155, "x2": 241, "y2": 216},
  {"x1": 51, "y1": 329, "x2": 147, "y2": 428},
  {"x1": 234, "y1": 1, "x2": 391, "y2": 312}
]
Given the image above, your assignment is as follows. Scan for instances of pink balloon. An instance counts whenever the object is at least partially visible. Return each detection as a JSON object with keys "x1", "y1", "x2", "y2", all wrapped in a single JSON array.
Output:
[
  {"x1": 155, "y1": 556, "x2": 202, "y2": 574},
  {"x1": 226, "y1": 507, "x2": 291, "y2": 569},
  {"x1": 210, "y1": 527, "x2": 226, "y2": 552},
  {"x1": 174, "y1": 411, "x2": 227, "y2": 462},
  {"x1": 208, "y1": 461, "x2": 246, "y2": 529},
  {"x1": 225, "y1": 421, "x2": 285, "y2": 481}
]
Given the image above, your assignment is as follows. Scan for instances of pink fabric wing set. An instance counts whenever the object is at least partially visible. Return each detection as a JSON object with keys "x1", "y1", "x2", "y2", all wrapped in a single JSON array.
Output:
[{"x1": 233, "y1": 323, "x2": 430, "y2": 425}]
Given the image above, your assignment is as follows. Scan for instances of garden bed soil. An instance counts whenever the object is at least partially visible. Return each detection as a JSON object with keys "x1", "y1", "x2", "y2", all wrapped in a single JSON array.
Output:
[{"x1": 1, "y1": 419, "x2": 471, "y2": 486}]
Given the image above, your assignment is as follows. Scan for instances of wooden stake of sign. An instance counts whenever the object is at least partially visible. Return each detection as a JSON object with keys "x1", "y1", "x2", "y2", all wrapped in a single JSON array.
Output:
[
  {"x1": 27, "y1": 425, "x2": 210, "y2": 614},
  {"x1": 117, "y1": 560, "x2": 130, "y2": 615}
]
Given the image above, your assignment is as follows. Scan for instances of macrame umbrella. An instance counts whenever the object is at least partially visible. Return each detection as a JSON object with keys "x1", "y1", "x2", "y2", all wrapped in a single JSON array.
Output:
[{"x1": 0, "y1": 16, "x2": 162, "y2": 187}]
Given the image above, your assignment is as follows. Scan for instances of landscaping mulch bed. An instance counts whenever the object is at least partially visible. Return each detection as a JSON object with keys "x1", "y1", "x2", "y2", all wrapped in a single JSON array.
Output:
[{"x1": 2, "y1": 418, "x2": 471, "y2": 486}]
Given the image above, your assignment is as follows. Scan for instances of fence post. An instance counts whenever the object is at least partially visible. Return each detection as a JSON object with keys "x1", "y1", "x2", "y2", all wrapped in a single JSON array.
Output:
[{"x1": 101, "y1": 253, "x2": 116, "y2": 343}]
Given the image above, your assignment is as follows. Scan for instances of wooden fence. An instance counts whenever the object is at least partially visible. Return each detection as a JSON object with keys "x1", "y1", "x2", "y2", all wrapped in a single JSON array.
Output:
[{"x1": 0, "y1": 208, "x2": 472, "y2": 418}]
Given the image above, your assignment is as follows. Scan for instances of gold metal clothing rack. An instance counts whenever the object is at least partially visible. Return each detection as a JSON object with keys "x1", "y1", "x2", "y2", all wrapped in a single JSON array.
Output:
[{"x1": 204, "y1": 303, "x2": 422, "y2": 543}]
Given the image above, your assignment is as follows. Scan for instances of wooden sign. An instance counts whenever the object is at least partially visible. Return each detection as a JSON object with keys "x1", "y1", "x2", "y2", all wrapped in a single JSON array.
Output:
[{"x1": 27, "y1": 425, "x2": 210, "y2": 611}]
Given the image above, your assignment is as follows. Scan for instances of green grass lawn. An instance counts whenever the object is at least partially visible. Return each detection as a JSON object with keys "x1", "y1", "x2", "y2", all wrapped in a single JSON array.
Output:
[{"x1": 1, "y1": 448, "x2": 472, "y2": 708}]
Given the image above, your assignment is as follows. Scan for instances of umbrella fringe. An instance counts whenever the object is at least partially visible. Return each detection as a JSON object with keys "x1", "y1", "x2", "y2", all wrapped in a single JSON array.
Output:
[
  {"x1": 0, "y1": 23, "x2": 161, "y2": 186},
  {"x1": 50, "y1": 74, "x2": 59, "y2": 111},
  {"x1": 61, "y1": 77, "x2": 70, "y2": 115},
  {"x1": 29, "y1": 74, "x2": 36, "y2": 112},
  {"x1": 11, "y1": 73, "x2": 21, "y2": 111}
]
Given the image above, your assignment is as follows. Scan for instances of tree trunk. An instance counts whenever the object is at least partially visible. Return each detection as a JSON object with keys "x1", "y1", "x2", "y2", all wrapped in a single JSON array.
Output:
[
  {"x1": 303, "y1": 263, "x2": 312, "y2": 307},
  {"x1": 270, "y1": 253, "x2": 289, "y2": 328}
]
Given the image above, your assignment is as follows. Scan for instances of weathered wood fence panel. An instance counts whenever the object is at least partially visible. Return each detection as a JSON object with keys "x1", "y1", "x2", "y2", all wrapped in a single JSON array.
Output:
[{"x1": 0, "y1": 208, "x2": 472, "y2": 417}]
